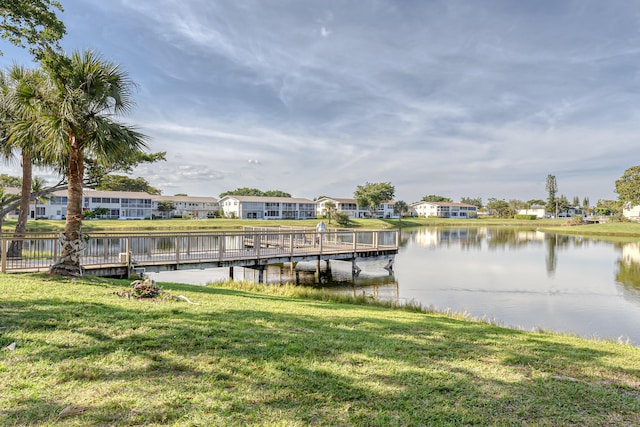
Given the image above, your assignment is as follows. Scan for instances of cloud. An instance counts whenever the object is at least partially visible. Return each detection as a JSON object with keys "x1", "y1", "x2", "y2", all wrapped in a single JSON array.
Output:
[{"x1": 5, "y1": 0, "x2": 640, "y2": 204}]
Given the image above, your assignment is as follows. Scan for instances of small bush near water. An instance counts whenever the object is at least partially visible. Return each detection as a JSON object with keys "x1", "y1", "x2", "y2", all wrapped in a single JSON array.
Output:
[{"x1": 514, "y1": 214, "x2": 538, "y2": 220}]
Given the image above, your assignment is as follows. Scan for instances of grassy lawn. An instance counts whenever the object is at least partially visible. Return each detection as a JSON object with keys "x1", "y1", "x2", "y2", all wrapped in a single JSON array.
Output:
[
  {"x1": 1, "y1": 275, "x2": 639, "y2": 426},
  {"x1": 1, "y1": 216, "x2": 571, "y2": 234},
  {"x1": 539, "y1": 221, "x2": 640, "y2": 238}
]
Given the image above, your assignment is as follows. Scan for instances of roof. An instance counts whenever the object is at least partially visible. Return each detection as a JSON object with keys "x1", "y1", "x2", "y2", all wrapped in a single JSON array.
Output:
[
  {"x1": 318, "y1": 197, "x2": 357, "y2": 204},
  {"x1": 82, "y1": 189, "x2": 154, "y2": 199},
  {"x1": 318, "y1": 197, "x2": 395, "y2": 205},
  {"x1": 219, "y1": 195, "x2": 315, "y2": 203},
  {"x1": 152, "y1": 195, "x2": 218, "y2": 203},
  {"x1": 414, "y1": 201, "x2": 477, "y2": 208}
]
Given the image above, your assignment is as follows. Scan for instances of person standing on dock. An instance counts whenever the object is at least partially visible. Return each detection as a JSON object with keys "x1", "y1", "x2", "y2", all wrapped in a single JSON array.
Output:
[{"x1": 315, "y1": 220, "x2": 326, "y2": 246}]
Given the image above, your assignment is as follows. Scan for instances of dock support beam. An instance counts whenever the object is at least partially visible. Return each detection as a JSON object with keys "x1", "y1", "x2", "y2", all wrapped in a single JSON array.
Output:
[
  {"x1": 384, "y1": 258, "x2": 394, "y2": 275},
  {"x1": 352, "y1": 259, "x2": 361, "y2": 278}
]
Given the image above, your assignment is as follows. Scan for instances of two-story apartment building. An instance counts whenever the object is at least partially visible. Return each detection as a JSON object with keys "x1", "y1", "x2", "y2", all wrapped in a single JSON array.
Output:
[
  {"x1": 411, "y1": 201, "x2": 478, "y2": 218},
  {"x1": 219, "y1": 196, "x2": 316, "y2": 220},
  {"x1": 82, "y1": 190, "x2": 154, "y2": 219},
  {"x1": 316, "y1": 197, "x2": 397, "y2": 218},
  {"x1": 3, "y1": 188, "x2": 154, "y2": 220},
  {"x1": 151, "y1": 195, "x2": 219, "y2": 219}
]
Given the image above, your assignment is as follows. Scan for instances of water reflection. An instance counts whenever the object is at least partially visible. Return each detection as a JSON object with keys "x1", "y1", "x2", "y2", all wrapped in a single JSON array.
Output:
[{"x1": 149, "y1": 227, "x2": 640, "y2": 345}]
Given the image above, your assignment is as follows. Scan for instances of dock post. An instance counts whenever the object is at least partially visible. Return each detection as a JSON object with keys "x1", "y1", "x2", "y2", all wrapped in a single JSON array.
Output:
[
  {"x1": 229, "y1": 266, "x2": 234, "y2": 280},
  {"x1": 125, "y1": 237, "x2": 132, "y2": 279},
  {"x1": 352, "y1": 258, "x2": 361, "y2": 278},
  {"x1": 384, "y1": 258, "x2": 394, "y2": 275},
  {"x1": 1, "y1": 238, "x2": 6, "y2": 273},
  {"x1": 258, "y1": 266, "x2": 265, "y2": 283}
]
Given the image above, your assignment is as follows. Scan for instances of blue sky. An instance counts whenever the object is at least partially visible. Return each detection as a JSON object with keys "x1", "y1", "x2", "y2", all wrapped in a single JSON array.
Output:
[{"x1": 2, "y1": 0, "x2": 640, "y2": 204}]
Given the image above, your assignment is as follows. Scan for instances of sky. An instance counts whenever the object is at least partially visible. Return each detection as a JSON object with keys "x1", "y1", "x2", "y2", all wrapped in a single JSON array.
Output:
[{"x1": 2, "y1": 0, "x2": 640, "y2": 204}]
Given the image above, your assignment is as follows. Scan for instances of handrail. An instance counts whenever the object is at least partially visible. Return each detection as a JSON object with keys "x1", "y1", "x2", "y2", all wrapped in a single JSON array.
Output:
[{"x1": 1, "y1": 228, "x2": 399, "y2": 274}]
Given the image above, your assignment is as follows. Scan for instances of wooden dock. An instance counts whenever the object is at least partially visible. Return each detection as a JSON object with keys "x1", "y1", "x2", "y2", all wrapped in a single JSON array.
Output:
[{"x1": 1, "y1": 227, "x2": 399, "y2": 278}]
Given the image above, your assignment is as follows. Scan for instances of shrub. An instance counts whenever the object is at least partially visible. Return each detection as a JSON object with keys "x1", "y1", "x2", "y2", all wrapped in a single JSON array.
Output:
[
  {"x1": 514, "y1": 214, "x2": 537, "y2": 220},
  {"x1": 334, "y1": 212, "x2": 351, "y2": 227}
]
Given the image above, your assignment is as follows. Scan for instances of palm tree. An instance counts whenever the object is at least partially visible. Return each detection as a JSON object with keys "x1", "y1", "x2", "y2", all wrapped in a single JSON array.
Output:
[
  {"x1": 324, "y1": 201, "x2": 337, "y2": 224},
  {"x1": 0, "y1": 65, "x2": 48, "y2": 258},
  {"x1": 31, "y1": 176, "x2": 48, "y2": 219},
  {"x1": 394, "y1": 200, "x2": 408, "y2": 224},
  {"x1": 37, "y1": 50, "x2": 148, "y2": 276},
  {"x1": 0, "y1": 187, "x2": 12, "y2": 234}
]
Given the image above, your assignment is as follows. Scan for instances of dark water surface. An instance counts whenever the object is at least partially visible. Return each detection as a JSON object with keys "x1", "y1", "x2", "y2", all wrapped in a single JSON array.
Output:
[{"x1": 148, "y1": 227, "x2": 640, "y2": 346}]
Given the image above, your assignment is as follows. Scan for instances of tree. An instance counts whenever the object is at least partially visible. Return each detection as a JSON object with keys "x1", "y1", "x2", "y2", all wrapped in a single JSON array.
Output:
[
  {"x1": 582, "y1": 197, "x2": 591, "y2": 215},
  {"x1": 527, "y1": 199, "x2": 545, "y2": 206},
  {"x1": 323, "y1": 201, "x2": 337, "y2": 224},
  {"x1": 545, "y1": 174, "x2": 558, "y2": 214},
  {"x1": 83, "y1": 206, "x2": 109, "y2": 219},
  {"x1": 394, "y1": 200, "x2": 408, "y2": 223},
  {"x1": 157, "y1": 200, "x2": 175, "y2": 219},
  {"x1": 30, "y1": 176, "x2": 48, "y2": 219},
  {"x1": 219, "y1": 188, "x2": 291, "y2": 198},
  {"x1": 615, "y1": 166, "x2": 640, "y2": 206},
  {"x1": 486, "y1": 198, "x2": 515, "y2": 218},
  {"x1": 33, "y1": 50, "x2": 148, "y2": 276},
  {"x1": 572, "y1": 196, "x2": 580, "y2": 207},
  {"x1": 0, "y1": 0, "x2": 65, "y2": 58},
  {"x1": 0, "y1": 66, "x2": 164, "y2": 228},
  {"x1": 96, "y1": 175, "x2": 161, "y2": 194},
  {"x1": 0, "y1": 174, "x2": 21, "y2": 187},
  {"x1": 220, "y1": 187, "x2": 264, "y2": 197},
  {"x1": 354, "y1": 182, "x2": 395, "y2": 217},
  {"x1": 556, "y1": 195, "x2": 571, "y2": 215},
  {"x1": 1, "y1": 65, "x2": 50, "y2": 258},
  {"x1": 263, "y1": 190, "x2": 291, "y2": 198},
  {"x1": 0, "y1": 187, "x2": 11, "y2": 232},
  {"x1": 594, "y1": 199, "x2": 622, "y2": 217},
  {"x1": 421, "y1": 194, "x2": 452, "y2": 202},
  {"x1": 508, "y1": 199, "x2": 526, "y2": 211},
  {"x1": 460, "y1": 197, "x2": 482, "y2": 208}
]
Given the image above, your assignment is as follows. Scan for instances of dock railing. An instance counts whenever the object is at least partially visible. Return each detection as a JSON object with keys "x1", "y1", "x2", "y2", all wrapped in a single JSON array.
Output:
[{"x1": 1, "y1": 228, "x2": 399, "y2": 274}]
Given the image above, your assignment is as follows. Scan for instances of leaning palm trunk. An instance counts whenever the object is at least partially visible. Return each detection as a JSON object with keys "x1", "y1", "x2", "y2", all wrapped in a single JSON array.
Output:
[
  {"x1": 7, "y1": 152, "x2": 33, "y2": 258},
  {"x1": 49, "y1": 137, "x2": 85, "y2": 276}
]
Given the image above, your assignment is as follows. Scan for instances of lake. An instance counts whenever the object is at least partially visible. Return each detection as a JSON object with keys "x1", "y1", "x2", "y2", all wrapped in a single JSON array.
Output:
[{"x1": 147, "y1": 227, "x2": 640, "y2": 346}]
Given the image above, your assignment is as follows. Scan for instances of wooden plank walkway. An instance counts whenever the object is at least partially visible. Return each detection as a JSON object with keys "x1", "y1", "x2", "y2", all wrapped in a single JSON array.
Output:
[{"x1": 1, "y1": 228, "x2": 399, "y2": 277}]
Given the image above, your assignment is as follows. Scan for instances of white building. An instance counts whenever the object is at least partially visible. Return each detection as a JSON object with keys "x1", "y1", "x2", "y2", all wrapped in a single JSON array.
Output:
[
  {"x1": 82, "y1": 189, "x2": 153, "y2": 219},
  {"x1": 517, "y1": 205, "x2": 546, "y2": 218},
  {"x1": 623, "y1": 202, "x2": 640, "y2": 220},
  {"x1": 219, "y1": 195, "x2": 316, "y2": 220},
  {"x1": 316, "y1": 197, "x2": 397, "y2": 219},
  {"x1": 152, "y1": 195, "x2": 219, "y2": 219},
  {"x1": 4, "y1": 188, "x2": 154, "y2": 220},
  {"x1": 411, "y1": 201, "x2": 478, "y2": 218}
]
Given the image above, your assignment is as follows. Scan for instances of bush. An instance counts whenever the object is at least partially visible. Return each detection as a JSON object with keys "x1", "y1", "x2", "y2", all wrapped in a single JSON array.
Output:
[
  {"x1": 334, "y1": 212, "x2": 351, "y2": 227},
  {"x1": 514, "y1": 215, "x2": 537, "y2": 220}
]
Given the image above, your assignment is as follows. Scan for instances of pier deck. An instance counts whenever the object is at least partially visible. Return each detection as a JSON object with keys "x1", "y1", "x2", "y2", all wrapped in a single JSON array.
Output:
[{"x1": 1, "y1": 227, "x2": 399, "y2": 277}]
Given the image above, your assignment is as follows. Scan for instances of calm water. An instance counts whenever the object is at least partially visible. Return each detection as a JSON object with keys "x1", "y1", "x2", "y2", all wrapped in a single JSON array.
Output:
[{"x1": 148, "y1": 227, "x2": 640, "y2": 346}]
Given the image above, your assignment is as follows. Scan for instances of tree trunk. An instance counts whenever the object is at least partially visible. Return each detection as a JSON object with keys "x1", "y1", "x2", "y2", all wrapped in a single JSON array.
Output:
[
  {"x1": 7, "y1": 151, "x2": 33, "y2": 259},
  {"x1": 50, "y1": 137, "x2": 85, "y2": 276}
]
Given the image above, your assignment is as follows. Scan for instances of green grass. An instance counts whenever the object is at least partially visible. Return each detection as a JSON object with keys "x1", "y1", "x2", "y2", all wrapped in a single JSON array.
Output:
[
  {"x1": 539, "y1": 221, "x2": 640, "y2": 239},
  {"x1": 1, "y1": 216, "x2": 571, "y2": 234},
  {"x1": 1, "y1": 274, "x2": 639, "y2": 426}
]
